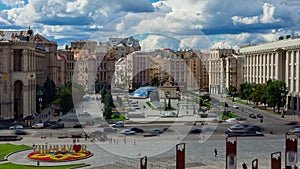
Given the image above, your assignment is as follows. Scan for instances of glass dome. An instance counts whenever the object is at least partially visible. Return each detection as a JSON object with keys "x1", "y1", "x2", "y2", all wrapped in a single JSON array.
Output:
[{"x1": 130, "y1": 86, "x2": 158, "y2": 98}]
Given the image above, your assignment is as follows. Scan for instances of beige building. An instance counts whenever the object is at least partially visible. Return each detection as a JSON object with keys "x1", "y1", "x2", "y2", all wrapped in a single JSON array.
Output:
[
  {"x1": 240, "y1": 37, "x2": 300, "y2": 113},
  {"x1": 57, "y1": 49, "x2": 74, "y2": 88},
  {"x1": 208, "y1": 48, "x2": 236, "y2": 94},
  {"x1": 0, "y1": 28, "x2": 58, "y2": 120}
]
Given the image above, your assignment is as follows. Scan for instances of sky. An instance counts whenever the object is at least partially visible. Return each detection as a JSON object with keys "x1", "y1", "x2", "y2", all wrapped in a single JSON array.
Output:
[{"x1": 0, "y1": 0, "x2": 300, "y2": 51}]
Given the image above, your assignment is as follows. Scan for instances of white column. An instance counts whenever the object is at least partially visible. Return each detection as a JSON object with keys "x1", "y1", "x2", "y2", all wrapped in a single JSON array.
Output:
[
  {"x1": 275, "y1": 52, "x2": 279, "y2": 80},
  {"x1": 296, "y1": 50, "x2": 300, "y2": 93},
  {"x1": 291, "y1": 51, "x2": 295, "y2": 92},
  {"x1": 286, "y1": 51, "x2": 290, "y2": 90},
  {"x1": 266, "y1": 53, "x2": 270, "y2": 79},
  {"x1": 270, "y1": 53, "x2": 274, "y2": 80},
  {"x1": 262, "y1": 53, "x2": 266, "y2": 83}
]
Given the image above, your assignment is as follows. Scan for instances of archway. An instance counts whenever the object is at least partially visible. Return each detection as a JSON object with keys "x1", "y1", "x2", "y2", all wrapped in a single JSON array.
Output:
[{"x1": 14, "y1": 80, "x2": 23, "y2": 120}]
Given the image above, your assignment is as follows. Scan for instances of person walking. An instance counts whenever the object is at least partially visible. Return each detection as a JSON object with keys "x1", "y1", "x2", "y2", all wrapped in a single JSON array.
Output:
[
  {"x1": 214, "y1": 148, "x2": 218, "y2": 157},
  {"x1": 242, "y1": 162, "x2": 248, "y2": 169}
]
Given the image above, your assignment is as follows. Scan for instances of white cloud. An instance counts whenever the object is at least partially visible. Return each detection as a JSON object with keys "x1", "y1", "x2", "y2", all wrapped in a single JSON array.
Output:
[
  {"x1": 211, "y1": 41, "x2": 232, "y2": 49},
  {"x1": 152, "y1": 1, "x2": 172, "y2": 13},
  {"x1": 0, "y1": 0, "x2": 25, "y2": 7},
  {"x1": 140, "y1": 34, "x2": 180, "y2": 51},
  {"x1": 231, "y1": 2, "x2": 280, "y2": 25},
  {"x1": 260, "y1": 3, "x2": 280, "y2": 23},
  {"x1": 66, "y1": 0, "x2": 88, "y2": 14},
  {"x1": 231, "y1": 16, "x2": 259, "y2": 25}
]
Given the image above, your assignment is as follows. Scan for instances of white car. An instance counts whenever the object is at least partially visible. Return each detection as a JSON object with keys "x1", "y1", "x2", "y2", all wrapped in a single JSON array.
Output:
[
  {"x1": 120, "y1": 129, "x2": 136, "y2": 135},
  {"x1": 233, "y1": 104, "x2": 239, "y2": 109},
  {"x1": 112, "y1": 121, "x2": 124, "y2": 128},
  {"x1": 9, "y1": 124, "x2": 23, "y2": 129}
]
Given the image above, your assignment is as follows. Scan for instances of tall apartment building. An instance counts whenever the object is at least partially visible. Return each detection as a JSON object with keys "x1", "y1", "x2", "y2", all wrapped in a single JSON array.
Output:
[
  {"x1": 0, "y1": 28, "x2": 58, "y2": 120},
  {"x1": 57, "y1": 49, "x2": 74, "y2": 88},
  {"x1": 109, "y1": 37, "x2": 141, "y2": 60},
  {"x1": 208, "y1": 48, "x2": 235, "y2": 94},
  {"x1": 126, "y1": 51, "x2": 152, "y2": 89},
  {"x1": 240, "y1": 37, "x2": 300, "y2": 113}
]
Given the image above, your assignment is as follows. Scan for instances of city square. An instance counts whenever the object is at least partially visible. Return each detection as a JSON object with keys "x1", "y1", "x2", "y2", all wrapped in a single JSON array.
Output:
[{"x1": 1, "y1": 1, "x2": 300, "y2": 169}]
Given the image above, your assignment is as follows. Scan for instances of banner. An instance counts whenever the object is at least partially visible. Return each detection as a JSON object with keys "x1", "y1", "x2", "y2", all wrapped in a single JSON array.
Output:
[
  {"x1": 271, "y1": 152, "x2": 281, "y2": 169},
  {"x1": 226, "y1": 137, "x2": 237, "y2": 169},
  {"x1": 140, "y1": 156, "x2": 147, "y2": 169},
  {"x1": 285, "y1": 134, "x2": 298, "y2": 168},
  {"x1": 252, "y1": 159, "x2": 258, "y2": 169},
  {"x1": 176, "y1": 143, "x2": 185, "y2": 169}
]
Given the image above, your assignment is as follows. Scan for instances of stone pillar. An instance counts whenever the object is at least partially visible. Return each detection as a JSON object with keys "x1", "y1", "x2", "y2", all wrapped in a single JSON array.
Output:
[{"x1": 296, "y1": 50, "x2": 300, "y2": 93}]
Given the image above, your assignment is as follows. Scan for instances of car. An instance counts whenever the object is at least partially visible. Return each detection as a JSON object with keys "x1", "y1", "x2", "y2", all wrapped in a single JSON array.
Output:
[
  {"x1": 73, "y1": 124, "x2": 83, "y2": 128},
  {"x1": 233, "y1": 104, "x2": 239, "y2": 109},
  {"x1": 189, "y1": 128, "x2": 202, "y2": 134},
  {"x1": 130, "y1": 127, "x2": 144, "y2": 133},
  {"x1": 149, "y1": 129, "x2": 164, "y2": 134},
  {"x1": 249, "y1": 114, "x2": 257, "y2": 119},
  {"x1": 161, "y1": 112, "x2": 178, "y2": 118},
  {"x1": 229, "y1": 124, "x2": 249, "y2": 130},
  {"x1": 50, "y1": 123, "x2": 64, "y2": 129},
  {"x1": 32, "y1": 123, "x2": 44, "y2": 129},
  {"x1": 112, "y1": 121, "x2": 124, "y2": 128},
  {"x1": 225, "y1": 118, "x2": 238, "y2": 123},
  {"x1": 120, "y1": 129, "x2": 136, "y2": 135},
  {"x1": 256, "y1": 114, "x2": 263, "y2": 118},
  {"x1": 97, "y1": 122, "x2": 109, "y2": 127},
  {"x1": 14, "y1": 129, "x2": 28, "y2": 135},
  {"x1": 103, "y1": 127, "x2": 118, "y2": 133},
  {"x1": 9, "y1": 124, "x2": 23, "y2": 129},
  {"x1": 44, "y1": 121, "x2": 57, "y2": 128},
  {"x1": 245, "y1": 125, "x2": 263, "y2": 132},
  {"x1": 288, "y1": 126, "x2": 300, "y2": 133}
]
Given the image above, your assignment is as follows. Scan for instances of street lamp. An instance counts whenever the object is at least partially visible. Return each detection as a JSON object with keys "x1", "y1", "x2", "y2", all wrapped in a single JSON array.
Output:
[
  {"x1": 231, "y1": 91, "x2": 236, "y2": 102},
  {"x1": 37, "y1": 89, "x2": 43, "y2": 113},
  {"x1": 281, "y1": 87, "x2": 285, "y2": 118}
]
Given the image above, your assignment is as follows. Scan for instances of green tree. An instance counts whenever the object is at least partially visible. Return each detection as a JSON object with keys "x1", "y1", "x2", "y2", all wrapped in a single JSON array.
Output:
[
  {"x1": 250, "y1": 84, "x2": 265, "y2": 106},
  {"x1": 103, "y1": 103, "x2": 112, "y2": 119},
  {"x1": 100, "y1": 87, "x2": 108, "y2": 103},
  {"x1": 265, "y1": 80, "x2": 287, "y2": 113},
  {"x1": 151, "y1": 76, "x2": 160, "y2": 87},
  {"x1": 65, "y1": 44, "x2": 69, "y2": 50},
  {"x1": 53, "y1": 87, "x2": 73, "y2": 114},
  {"x1": 43, "y1": 77, "x2": 56, "y2": 106},
  {"x1": 239, "y1": 82, "x2": 255, "y2": 102},
  {"x1": 105, "y1": 92, "x2": 115, "y2": 108}
]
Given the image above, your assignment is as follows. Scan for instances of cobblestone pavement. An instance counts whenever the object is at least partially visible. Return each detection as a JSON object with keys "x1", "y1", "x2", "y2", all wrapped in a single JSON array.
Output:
[{"x1": 4, "y1": 135, "x2": 298, "y2": 169}]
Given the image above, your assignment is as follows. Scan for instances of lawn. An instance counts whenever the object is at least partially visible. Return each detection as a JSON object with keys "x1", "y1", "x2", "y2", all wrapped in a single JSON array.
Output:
[
  {"x1": 0, "y1": 143, "x2": 31, "y2": 160},
  {"x1": 0, "y1": 163, "x2": 87, "y2": 169}
]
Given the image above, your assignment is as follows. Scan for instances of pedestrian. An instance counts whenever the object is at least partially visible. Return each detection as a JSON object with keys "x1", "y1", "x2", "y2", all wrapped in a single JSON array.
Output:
[
  {"x1": 242, "y1": 162, "x2": 248, "y2": 169},
  {"x1": 133, "y1": 139, "x2": 136, "y2": 146},
  {"x1": 214, "y1": 148, "x2": 218, "y2": 157}
]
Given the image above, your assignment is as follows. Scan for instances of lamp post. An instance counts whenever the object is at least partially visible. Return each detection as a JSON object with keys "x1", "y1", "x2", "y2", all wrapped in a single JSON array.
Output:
[
  {"x1": 231, "y1": 91, "x2": 236, "y2": 102},
  {"x1": 281, "y1": 87, "x2": 285, "y2": 118},
  {"x1": 37, "y1": 89, "x2": 43, "y2": 113}
]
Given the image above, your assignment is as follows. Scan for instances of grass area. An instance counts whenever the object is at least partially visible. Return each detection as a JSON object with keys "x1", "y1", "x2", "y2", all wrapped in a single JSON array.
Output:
[
  {"x1": 0, "y1": 143, "x2": 31, "y2": 160},
  {"x1": 219, "y1": 111, "x2": 240, "y2": 120},
  {"x1": 234, "y1": 100, "x2": 248, "y2": 105},
  {"x1": 0, "y1": 163, "x2": 87, "y2": 169}
]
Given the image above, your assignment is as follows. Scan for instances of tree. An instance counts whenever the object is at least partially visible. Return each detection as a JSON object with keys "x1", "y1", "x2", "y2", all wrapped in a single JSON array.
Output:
[
  {"x1": 43, "y1": 77, "x2": 56, "y2": 106},
  {"x1": 100, "y1": 87, "x2": 108, "y2": 103},
  {"x1": 250, "y1": 84, "x2": 265, "y2": 106},
  {"x1": 103, "y1": 103, "x2": 112, "y2": 119},
  {"x1": 65, "y1": 44, "x2": 69, "y2": 50},
  {"x1": 151, "y1": 76, "x2": 160, "y2": 87},
  {"x1": 239, "y1": 82, "x2": 255, "y2": 102},
  {"x1": 265, "y1": 80, "x2": 287, "y2": 113},
  {"x1": 105, "y1": 92, "x2": 115, "y2": 108}
]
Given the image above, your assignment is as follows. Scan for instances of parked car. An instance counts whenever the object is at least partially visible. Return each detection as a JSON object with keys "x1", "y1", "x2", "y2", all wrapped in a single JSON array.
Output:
[
  {"x1": 120, "y1": 129, "x2": 136, "y2": 135},
  {"x1": 9, "y1": 124, "x2": 23, "y2": 129},
  {"x1": 249, "y1": 114, "x2": 257, "y2": 119},
  {"x1": 14, "y1": 129, "x2": 28, "y2": 135},
  {"x1": 32, "y1": 123, "x2": 44, "y2": 129},
  {"x1": 112, "y1": 121, "x2": 124, "y2": 128},
  {"x1": 189, "y1": 128, "x2": 202, "y2": 134},
  {"x1": 44, "y1": 121, "x2": 57, "y2": 128},
  {"x1": 50, "y1": 123, "x2": 64, "y2": 129},
  {"x1": 229, "y1": 124, "x2": 249, "y2": 130},
  {"x1": 161, "y1": 112, "x2": 178, "y2": 118},
  {"x1": 233, "y1": 104, "x2": 239, "y2": 109},
  {"x1": 130, "y1": 127, "x2": 144, "y2": 133},
  {"x1": 245, "y1": 125, "x2": 263, "y2": 132},
  {"x1": 97, "y1": 122, "x2": 109, "y2": 127},
  {"x1": 149, "y1": 129, "x2": 164, "y2": 134},
  {"x1": 288, "y1": 126, "x2": 300, "y2": 133},
  {"x1": 73, "y1": 124, "x2": 84, "y2": 128},
  {"x1": 103, "y1": 127, "x2": 118, "y2": 133}
]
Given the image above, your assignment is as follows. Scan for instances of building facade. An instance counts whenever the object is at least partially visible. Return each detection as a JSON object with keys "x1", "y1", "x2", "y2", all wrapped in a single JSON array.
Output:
[
  {"x1": 208, "y1": 48, "x2": 235, "y2": 94},
  {"x1": 0, "y1": 28, "x2": 58, "y2": 120},
  {"x1": 240, "y1": 37, "x2": 300, "y2": 114}
]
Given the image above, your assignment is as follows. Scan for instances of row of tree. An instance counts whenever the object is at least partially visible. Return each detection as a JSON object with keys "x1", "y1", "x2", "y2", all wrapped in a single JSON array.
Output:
[{"x1": 234, "y1": 79, "x2": 288, "y2": 113}]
